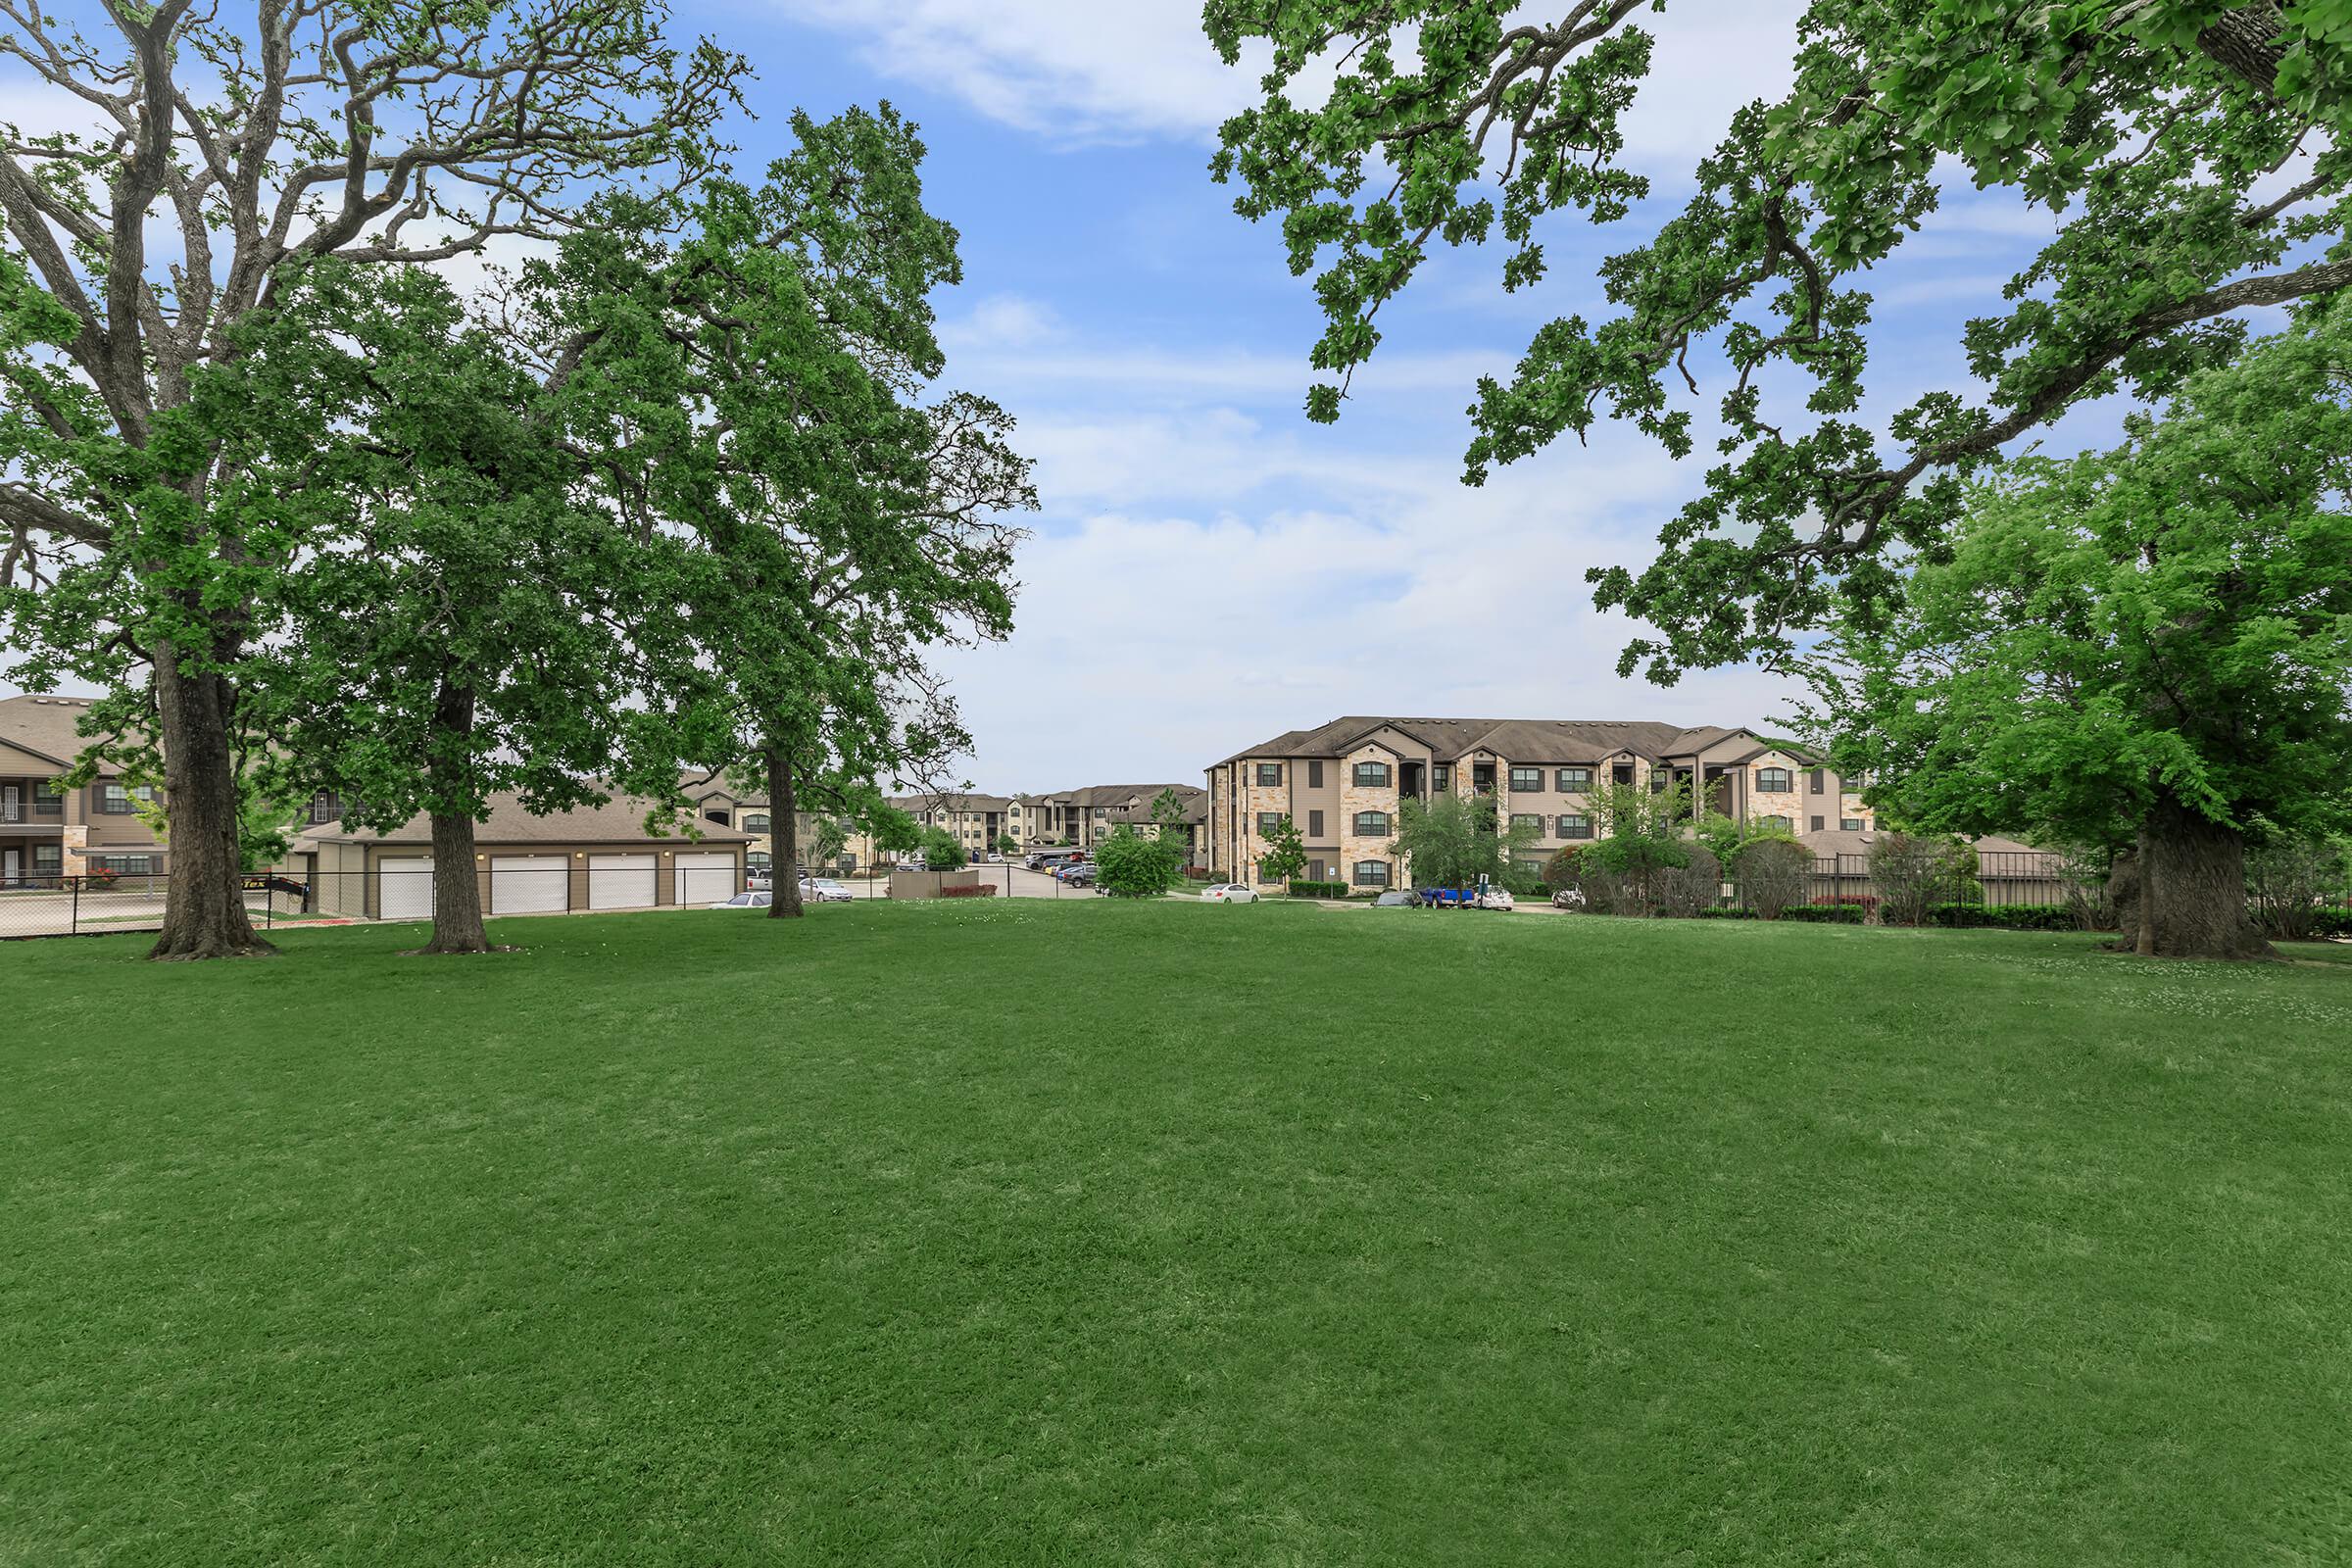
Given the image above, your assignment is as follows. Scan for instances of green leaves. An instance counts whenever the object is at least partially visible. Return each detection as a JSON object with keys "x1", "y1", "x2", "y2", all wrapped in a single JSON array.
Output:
[
  {"x1": 1207, "y1": 0, "x2": 2352, "y2": 679},
  {"x1": 1799, "y1": 304, "x2": 2352, "y2": 852}
]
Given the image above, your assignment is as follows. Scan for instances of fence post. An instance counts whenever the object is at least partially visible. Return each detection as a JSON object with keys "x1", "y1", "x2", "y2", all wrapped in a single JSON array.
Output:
[{"x1": 70, "y1": 874, "x2": 79, "y2": 936}]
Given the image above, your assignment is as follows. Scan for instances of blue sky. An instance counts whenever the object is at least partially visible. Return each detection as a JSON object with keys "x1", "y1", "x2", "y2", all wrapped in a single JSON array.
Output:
[
  {"x1": 4, "y1": 0, "x2": 2114, "y2": 794},
  {"x1": 722, "y1": 0, "x2": 2103, "y2": 792}
]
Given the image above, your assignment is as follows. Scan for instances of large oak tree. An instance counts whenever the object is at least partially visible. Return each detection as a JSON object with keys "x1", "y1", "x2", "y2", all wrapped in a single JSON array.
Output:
[
  {"x1": 0, "y1": 0, "x2": 737, "y2": 957},
  {"x1": 1796, "y1": 305, "x2": 2352, "y2": 959}
]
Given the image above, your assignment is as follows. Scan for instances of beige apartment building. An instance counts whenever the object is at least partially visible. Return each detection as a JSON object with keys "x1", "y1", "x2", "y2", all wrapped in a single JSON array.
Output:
[
  {"x1": 1014, "y1": 784, "x2": 1208, "y2": 861},
  {"x1": 679, "y1": 773, "x2": 825, "y2": 877},
  {"x1": 0, "y1": 695, "x2": 170, "y2": 885},
  {"x1": 1205, "y1": 716, "x2": 1876, "y2": 889}
]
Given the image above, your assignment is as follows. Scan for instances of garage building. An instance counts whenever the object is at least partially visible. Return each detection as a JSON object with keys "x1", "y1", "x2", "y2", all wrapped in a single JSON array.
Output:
[{"x1": 291, "y1": 792, "x2": 752, "y2": 921}]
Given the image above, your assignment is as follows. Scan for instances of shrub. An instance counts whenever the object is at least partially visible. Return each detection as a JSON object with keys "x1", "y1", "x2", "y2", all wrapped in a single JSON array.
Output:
[
  {"x1": 1182, "y1": 865, "x2": 1215, "y2": 881},
  {"x1": 2247, "y1": 833, "x2": 2351, "y2": 942},
  {"x1": 1656, "y1": 846, "x2": 1722, "y2": 917},
  {"x1": 1541, "y1": 844, "x2": 1584, "y2": 892},
  {"x1": 937, "y1": 882, "x2": 998, "y2": 899},
  {"x1": 1782, "y1": 904, "x2": 1866, "y2": 923},
  {"x1": 1095, "y1": 825, "x2": 1182, "y2": 897},
  {"x1": 1870, "y1": 833, "x2": 1978, "y2": 925},
  {"x1": 1287, "y1": 879, "x2": 1349, "y2": 899},
  {"x1": 1735, "y1": 838, "x2": 1813, "y2": 921}
]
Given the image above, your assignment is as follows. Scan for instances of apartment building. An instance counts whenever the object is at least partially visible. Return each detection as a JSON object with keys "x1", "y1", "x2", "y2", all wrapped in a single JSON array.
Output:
[
  {"x1": 0, "y1": 695, "x2": 169, "y2": 885},
  {"x1": 1015, "y1": 784, "x2": 1207, "y2": 859},
  {"x1": 898, "y1": 792, "x2": 1017, "y2": 858},
  {"x1": 1205, "y1": 715, "x2": 1875, "y2": 889},
  {"x1": 679, "y1": 773, "x2": 825, "y2": 877}
]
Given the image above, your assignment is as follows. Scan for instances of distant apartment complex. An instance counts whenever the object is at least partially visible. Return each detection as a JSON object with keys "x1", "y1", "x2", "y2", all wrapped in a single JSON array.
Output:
[
  {"x1": 0, "y1": 695, "x2": 168, "y2": 884},
  {"x1": 680, "y1": 773, "x2": 824, "y2": 879},
  {"x1": 1206, "y1": 716, "x2": 1875, "y2": 888},
  {"x1": 1013, "y1": 785, "x2": 1207, "y2": 856}
]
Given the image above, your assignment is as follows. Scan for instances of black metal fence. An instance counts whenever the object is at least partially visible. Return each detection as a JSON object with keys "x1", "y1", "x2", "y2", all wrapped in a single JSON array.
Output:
[{"x1": 0, "y1": 861, "x2": 1114, "y2": 940}]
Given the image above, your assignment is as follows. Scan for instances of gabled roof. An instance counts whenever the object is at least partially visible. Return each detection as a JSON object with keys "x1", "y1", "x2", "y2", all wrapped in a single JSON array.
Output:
[
  {"x1": 0, "y1": 694, "x2": 107, "y2": 769},
  {"x1": 1217, "y1": 715, "x2": 1740, "y2": 766}
]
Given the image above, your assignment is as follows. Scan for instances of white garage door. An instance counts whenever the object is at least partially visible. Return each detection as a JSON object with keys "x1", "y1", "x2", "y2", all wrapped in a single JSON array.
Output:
[
  {"x1": 673, "y1": 852, "x2": 736, "y2": 906},
  {"x1": 490, "y1": 856, "x2": 569, "y2": 914},
  {"x1": 587, "y1": 853, "x2": 658, "y2": 910},
  {"x1": 378, "y1": 857, "x2": 434, "y2": 920}
]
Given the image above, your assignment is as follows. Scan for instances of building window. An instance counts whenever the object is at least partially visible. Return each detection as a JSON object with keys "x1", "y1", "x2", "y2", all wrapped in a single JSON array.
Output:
[
  {"x1": 1515, "y1": 858, "x2": 1546, "y2": 879},
  {"x1": 89, "y1": 854, "x2": 158, "y2": 875},
  {"x1": 1256, "y1": 812, "x2": 1284, "y2": 835},
  {"x1": 1352, "y1": 859, "x2": 1391, "y2": 887},
  {"x1": 1351, "y1": 760, "x2": 1391, "y2": 788},
  {"x1": 308, "y1": 791, "x2": 342, "y2": 825},
  {"x1": 1307, "y1": 809, "x2": 1325, "y2": 838},
  {"x1": 1810, "y1": 814, "x2": 1825, "y2": 832},
  {"x1": 1612, "y1": 761, "x2": 1636, "y2": 786},
  {"x1": 744, "y1": 813, "x2": 770, "y2": 833},
  {"x1": 1432, "y1": 764, "x2": 1451, "y2": 791},
  {"x1": 1509, "y1": 812, "x2": 1544, "y2": 834},
  {"x1": 32, "y1": 780, "x2": 63, "y2": 816},
  {"x1": 1756, "y1": 767, "x2": 1792, "y2": 794},
  {"x1": 1809, "y1": 768, "x2": 1827, "y2": 794},
  {"x1": 1255, "y1": 762, "x2": 1282, "y2": 787},
  {"x1": 97, "y1": 782, "x2": 150, "y2": 814},
  {"x1": 1306, "y1": 760, "x2": 1323, "y2": 788},
  {"x1": 1558, "y1": 813, "x2": 1592, "y2": 840},
  {"x1": 1555, "y1": 767, "x2": 1592, "y2": 792},
  {"x1": 1352, "y1": 810, "x2": 1390, "y2": 837},
  {"x1": 1508, "y1": 766, "x2": 1543, "y2": 793},
  {"x1": 33, "y1": 843, "x2": 62, "y2": 873},
  {"x1": 1757, "y1": 814, "x2": 1792, "y2": 833},
  {"x1": 703, "y1": 808, "x2": 731, "y2": 826},
  {"x1": 747, "y1": 851, "x2": 772, "y2": 872},
  {"x1": 1841, "y1": 817, "x2": 1866, "y2": 831}
]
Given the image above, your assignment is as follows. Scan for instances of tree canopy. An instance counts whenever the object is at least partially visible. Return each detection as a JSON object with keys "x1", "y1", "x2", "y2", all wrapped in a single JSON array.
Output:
[
  {"x1": 1206, "y1": 1, "x2": 2352, "y2": 679},
  {"x1": 1797, "y1": 302, "x2": 2352, "y2": 957}
]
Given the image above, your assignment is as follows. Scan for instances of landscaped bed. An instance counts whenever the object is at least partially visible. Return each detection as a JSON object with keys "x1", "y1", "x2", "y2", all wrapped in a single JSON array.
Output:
[{"x1": 6, "y1": 903, "x2": 2348, "y2": 1564}]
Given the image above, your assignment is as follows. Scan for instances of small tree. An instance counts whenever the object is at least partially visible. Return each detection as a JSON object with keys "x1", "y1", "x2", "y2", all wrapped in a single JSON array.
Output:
[
  {"x1": 2247, "y1": 833, "x2": 2350, "y2": 943},
  {"x1": 870, "y1": 808, "x2": 923, "y2": 865},
  {"x1": 919, "y1": 827, "x2": 966, "y2": 869},
  {"x1": 1736, "y1": 839, "x2": 1813, "y2": 922},
  {"x1": 1388, "y1": 793, "x2": 1534, "y2": 890},
  {"x1": 1871, "y1": 834, "x2": 1975, "y2": 927},
  {"x1": 1657, "y1": 846, "x2": 1722, "y2": 919},
  {"x1": 1255, "y1": 814, "x2": 1308, "y2": 887},
  {"x1": 812, "y1": 818, "x2": 852, "y2": 871},
  {"x1": 997, "y1": 833, "x2": 1020, "y2": 856},
  {"x1": 1095, "y1": 825, "x2": 1180, "y2": 898}
]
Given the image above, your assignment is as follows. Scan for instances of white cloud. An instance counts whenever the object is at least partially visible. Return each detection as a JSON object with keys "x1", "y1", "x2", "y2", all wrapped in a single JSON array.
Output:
[
  {"x1": 790, "y1": 0, "x2": 1805, "y2": 160},
  {"x1": 786, "y1": 0, "x2": 1251, "y2": 143},
  {"x1": 932, "y1": 384, "x2": 1808, "y2": 790}
]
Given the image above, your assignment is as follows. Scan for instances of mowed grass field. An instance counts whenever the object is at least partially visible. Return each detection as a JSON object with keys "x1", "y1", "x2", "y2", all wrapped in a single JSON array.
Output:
[{"x1": 6, "y1": 902, "x2": 2350, "y2": 1565}]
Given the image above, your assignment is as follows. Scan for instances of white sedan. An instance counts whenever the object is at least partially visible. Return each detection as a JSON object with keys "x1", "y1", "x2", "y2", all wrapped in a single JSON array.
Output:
[
  {"x1": 801, "y1": 878, "x2": 854, "y2": 904},
  {"x1": 711, "y1": 891, "x2": 772, "y2": 909},
  {"x1": 1200, "y1": 883, "x2": 1260, "y2": 904},
  {"x1": 1475, "y1": 886, "x2": 1516, "y2": 911}
]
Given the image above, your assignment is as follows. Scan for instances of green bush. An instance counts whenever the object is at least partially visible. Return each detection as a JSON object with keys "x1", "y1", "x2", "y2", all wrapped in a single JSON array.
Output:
[
  {"x1": 1782, "y1": 905, "x2": 1866, "y2": 924},
  {"x1": 1094, "y1": 826, "x2": 1181, "y2": 897},
  {"x1": 1287, "y1": 879, "x2": 1349, "y2": 899},
  {"x1": 1927, "y1": 902, "x2": 2083, "y2": 931}
]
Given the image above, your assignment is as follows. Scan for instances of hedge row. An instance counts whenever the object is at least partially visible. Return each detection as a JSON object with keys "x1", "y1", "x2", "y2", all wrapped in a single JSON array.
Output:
[{"x1": 1287, "y1": 880, "x2": 1350, "y2": 900}]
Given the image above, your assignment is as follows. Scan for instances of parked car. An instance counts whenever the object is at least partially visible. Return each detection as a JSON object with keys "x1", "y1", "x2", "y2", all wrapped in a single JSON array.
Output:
[
  {"x1": 1418, "y1": 887, "x2": 1477, "y2": 907},
  {"x1": 800, "y1": 878, "x2": 854, "y2": 904},
  {"x1": 985, "y1": 853, "x2": 1006, "y2": 864},
  {"x1": 711, "y1": 891, "x2": 772, "y2": 909},
  {"x1": 1550, "y1": 887, "x2": 1586, "y2": 910},
  {"x1": 746, "y1": 871, "x2": 772, "y2": 891},
  {"x1": 1371, "y1": 889, "x2": 1425, "y2": 907},
  {"x1": 1054, "y1": 859, "x2": 1094, "y2": 882},
  {"x1": 1200, "y1": 883, "x2": 1259, "y2": 904},
  {"x1": 1476, "y1": 886, "x2": 1516, "y2": 911},
  {"x1": 1062, "y1": 863, "x2": 1100, "y2": 887}
]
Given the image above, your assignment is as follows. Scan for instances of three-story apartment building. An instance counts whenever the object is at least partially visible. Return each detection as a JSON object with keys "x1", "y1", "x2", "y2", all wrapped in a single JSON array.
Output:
[
  {"x1": 1013, "y1": 785, "x2": 1207, "y2": 857},
  {"x1": 0, "y1": 695, "x2": 169, "y2": 886},
  {"x1": 1206, "y1": 716, "x2": 1876, "y2": 889}
]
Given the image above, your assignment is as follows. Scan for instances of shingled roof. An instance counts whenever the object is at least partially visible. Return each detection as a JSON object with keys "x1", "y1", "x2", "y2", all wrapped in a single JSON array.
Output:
[
  {"x1": 296, "y1": 789, "x2": 749, "y2": 847},
  {"x1": 0, "y1": 694, "x2": 112, "y2": 768},
  {"x1": 1215, "y1": 716, "x2": 1782, "y2": 767}
]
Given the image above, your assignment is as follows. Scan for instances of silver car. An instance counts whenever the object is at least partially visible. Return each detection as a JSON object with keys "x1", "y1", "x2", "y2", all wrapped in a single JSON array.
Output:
[{"x1": 711, "y1": 891, "x2": 772, "y2": 909}]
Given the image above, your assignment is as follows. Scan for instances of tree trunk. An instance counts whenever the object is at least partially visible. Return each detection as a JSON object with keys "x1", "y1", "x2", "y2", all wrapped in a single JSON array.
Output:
[
  {"x1": 148, "y1": 642, "x2": 273, "y2": 960},
  {"x1": 417, "y1": 810, "x2": 492, "y2": 954},
  {"x1": 2113, "y1": 793, "x2": 2274, "y2": 960},
  {"x1": 766, "y1": 741, "x2": 804, "y2": 919},
  {"x1": 416, "y1": 682, "x2": 493, "y2": 955}
]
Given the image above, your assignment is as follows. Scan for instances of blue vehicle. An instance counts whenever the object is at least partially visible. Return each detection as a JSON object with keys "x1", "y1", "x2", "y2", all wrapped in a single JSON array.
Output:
[{"x1": 1418, "y1": 886, "x2": 1478, "y2": 907}]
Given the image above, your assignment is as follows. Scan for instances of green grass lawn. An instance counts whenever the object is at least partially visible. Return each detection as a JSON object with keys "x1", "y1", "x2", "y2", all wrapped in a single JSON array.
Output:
[{"x1": 6, "y1": 904, "x2": 2350, "y2": 1565}]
